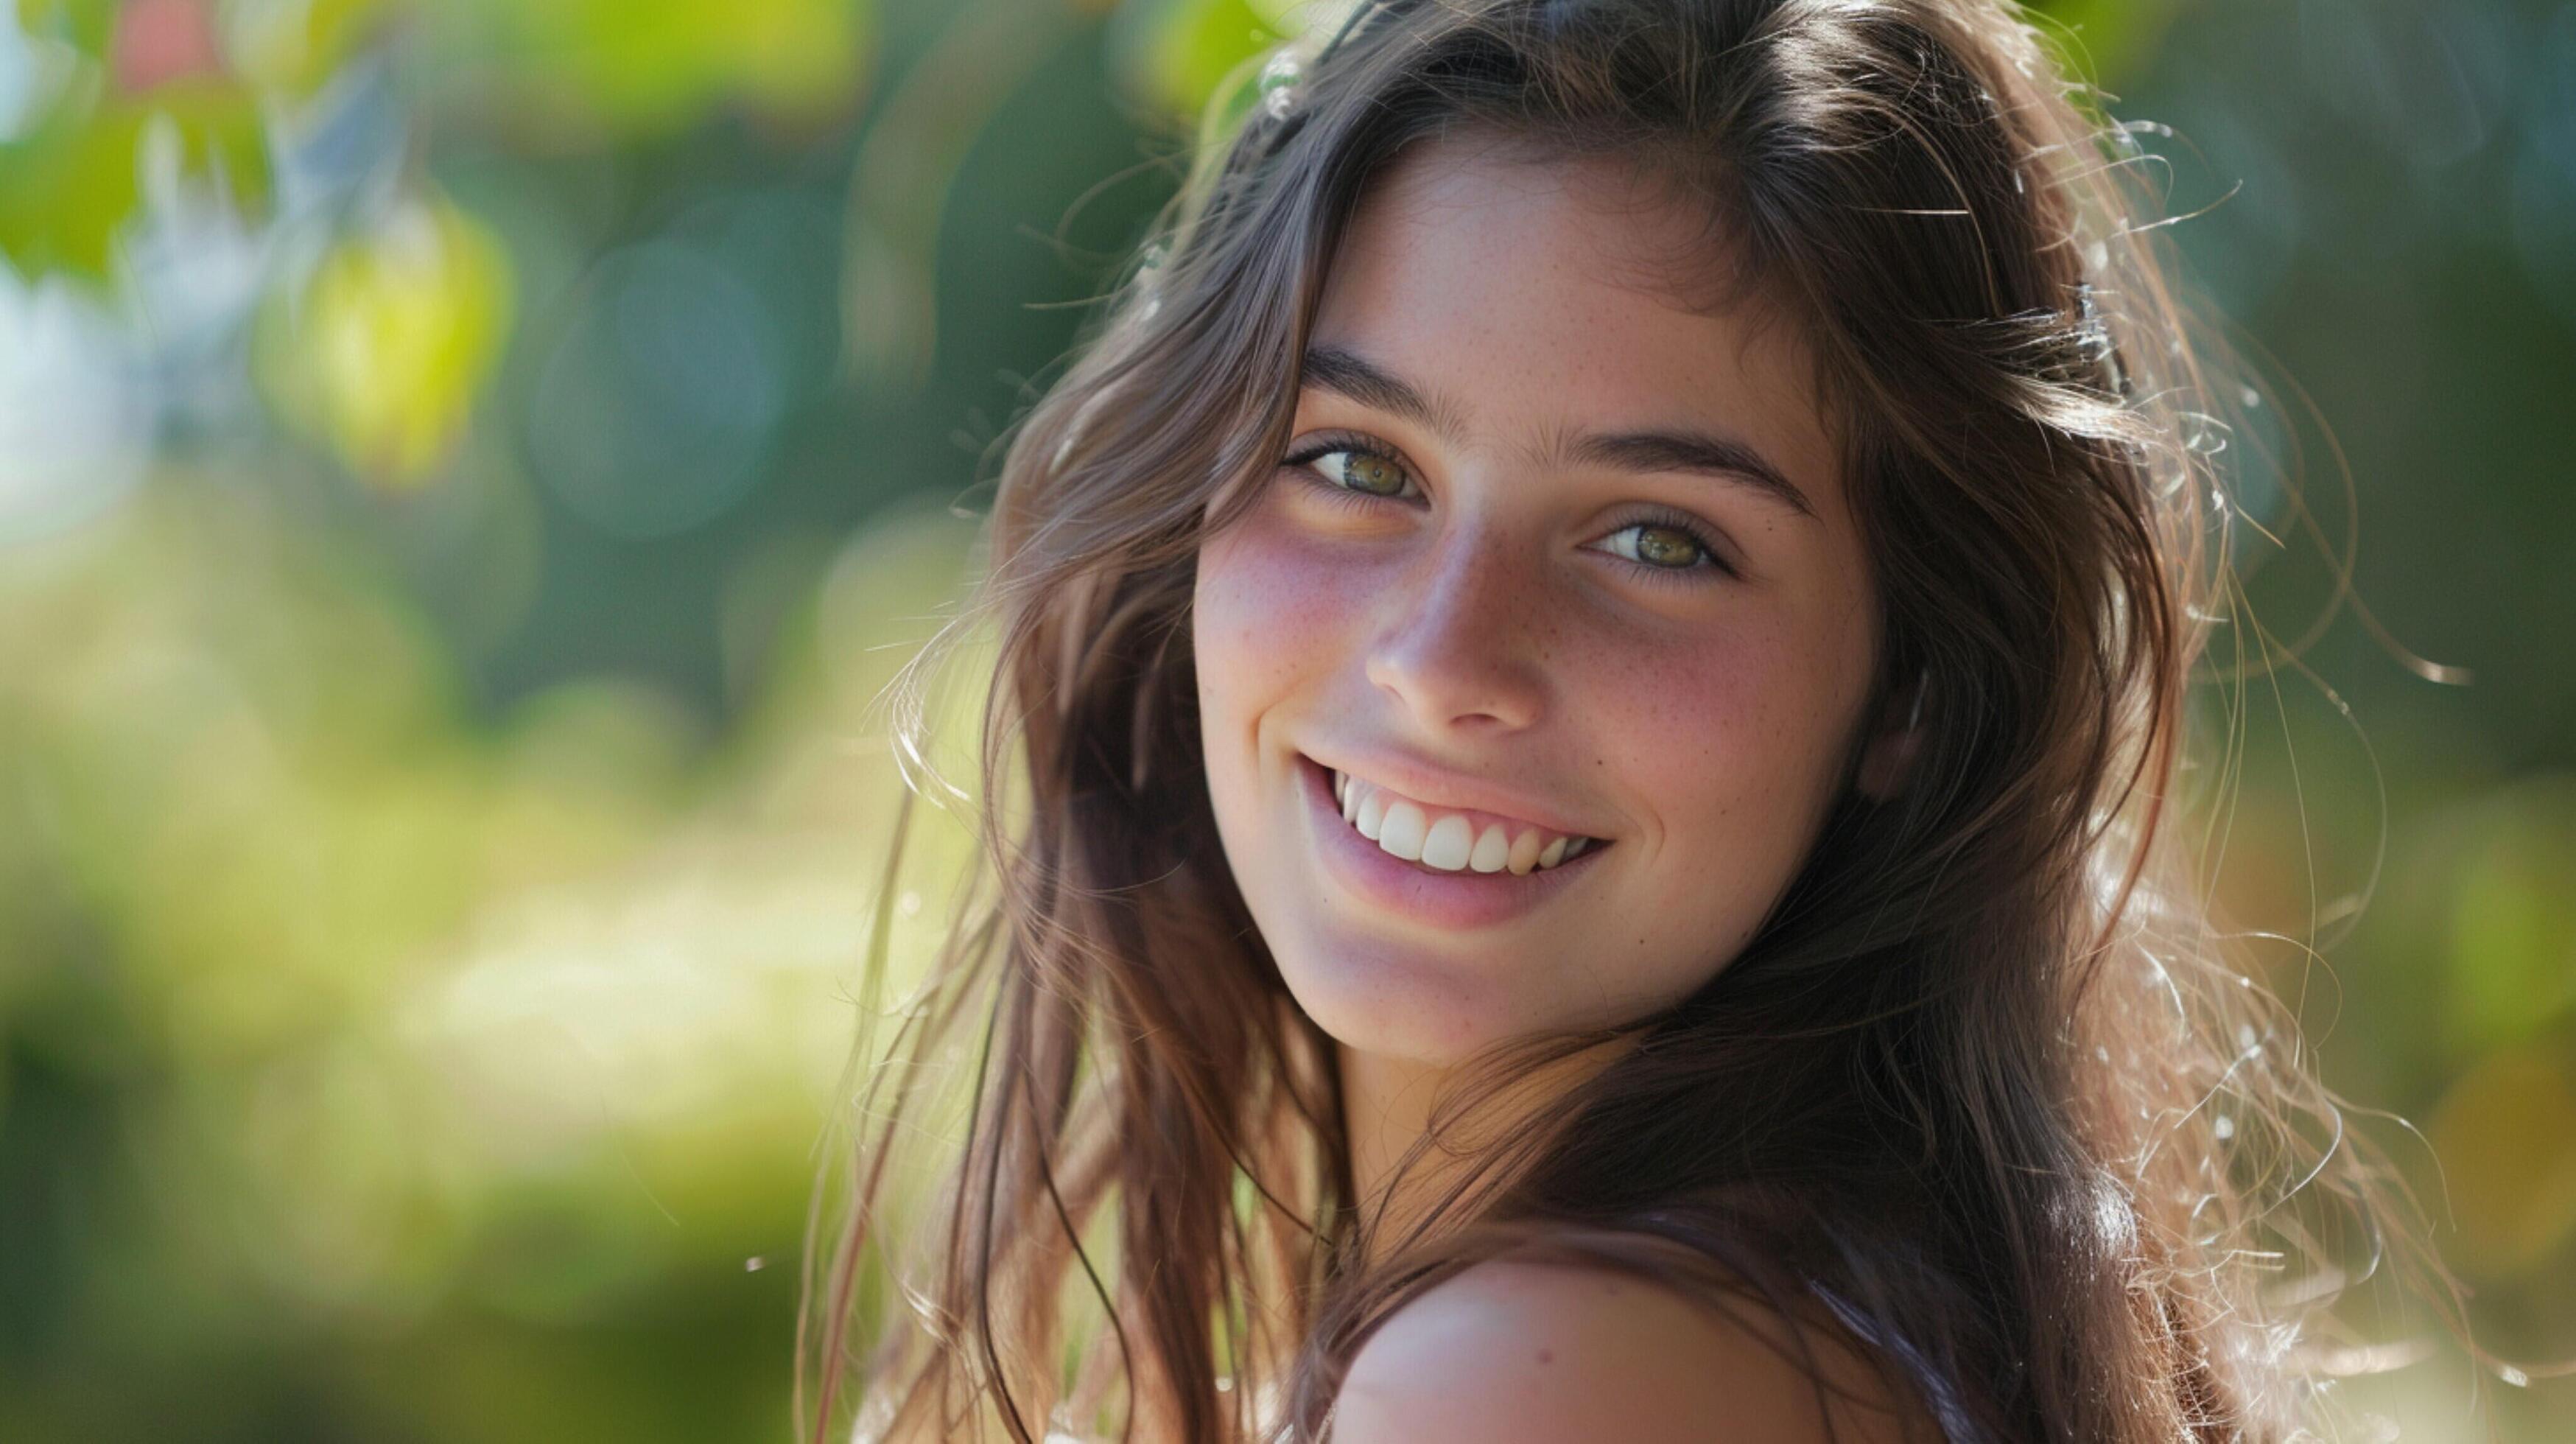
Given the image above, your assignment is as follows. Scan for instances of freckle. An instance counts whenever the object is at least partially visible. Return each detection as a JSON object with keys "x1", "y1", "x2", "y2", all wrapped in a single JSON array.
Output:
[{"x1": 1537, "y1": 1348, "x2": 1555, "y2": 1365}]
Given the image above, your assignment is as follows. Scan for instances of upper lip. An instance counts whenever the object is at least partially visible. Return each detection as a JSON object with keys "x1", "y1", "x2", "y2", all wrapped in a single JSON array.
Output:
[{"x1": 1302, "y1": 747, "x2": 1608, "y2": 842}]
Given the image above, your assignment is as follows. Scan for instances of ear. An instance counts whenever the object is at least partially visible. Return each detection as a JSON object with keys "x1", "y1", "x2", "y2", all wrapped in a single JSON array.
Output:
[{"x1": 1852, "y1": 670, "x2": 1927, "y2": 803}]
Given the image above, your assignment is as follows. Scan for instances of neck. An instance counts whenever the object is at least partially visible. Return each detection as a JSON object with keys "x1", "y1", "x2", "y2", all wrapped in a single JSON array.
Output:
[
  {"x1": 1338, "y1": 1047, "x2": 1447, "y2": 1252},
  {"x1": 1336, "y1": 1035, "x2": 1637, "y2": 1268}
]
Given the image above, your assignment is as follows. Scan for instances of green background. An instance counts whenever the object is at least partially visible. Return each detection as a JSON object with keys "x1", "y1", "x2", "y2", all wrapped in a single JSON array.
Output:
[{"x1": 2, "y1": 0, "x2": 2571, "y2": 1437}]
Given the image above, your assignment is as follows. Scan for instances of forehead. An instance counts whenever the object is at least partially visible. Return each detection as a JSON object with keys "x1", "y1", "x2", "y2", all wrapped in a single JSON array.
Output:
[{"x1": 1310, "y1": 134, "x2": 1840, "y2": 498}]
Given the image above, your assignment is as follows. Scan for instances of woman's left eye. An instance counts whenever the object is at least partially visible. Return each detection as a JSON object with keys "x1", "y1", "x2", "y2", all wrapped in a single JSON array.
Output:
[{"x1": 1593, "y1": 518, "x2": 1731, "y2": 578}]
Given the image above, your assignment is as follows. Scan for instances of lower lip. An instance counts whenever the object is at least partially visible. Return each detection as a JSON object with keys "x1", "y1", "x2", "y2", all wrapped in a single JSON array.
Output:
[{"x1": 1296, "y1": 752, "x2": 1607, "y2": 930}]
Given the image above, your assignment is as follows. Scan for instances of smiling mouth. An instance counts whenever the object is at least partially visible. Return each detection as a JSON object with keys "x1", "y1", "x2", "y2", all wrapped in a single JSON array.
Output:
[{"x1": 1315, "y1": 758, "x2": 1605, "y2": 876}]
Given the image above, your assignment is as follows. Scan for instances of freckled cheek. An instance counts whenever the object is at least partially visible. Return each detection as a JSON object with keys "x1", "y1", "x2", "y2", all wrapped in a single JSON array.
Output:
[
  {"x1": 1193, "y1": 517, "x2": 1369, "y2": 708},
  {"x1": 1193, "y1": 518, "x2": 1370, "y2": 891},
  {"x1": 1568, "y1": 623, "x2": 1827, "y2": 845}
]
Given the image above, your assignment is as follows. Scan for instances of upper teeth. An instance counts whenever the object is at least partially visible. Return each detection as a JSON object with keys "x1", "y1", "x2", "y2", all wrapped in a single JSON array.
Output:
[{"x1": 1332, "y1": 768, "x2": 1595, "y2": 875}]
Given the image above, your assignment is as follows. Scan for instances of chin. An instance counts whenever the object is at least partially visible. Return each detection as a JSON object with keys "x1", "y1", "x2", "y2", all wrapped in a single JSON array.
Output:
[{"x1": 1266, "y1": 918, "x2": 1537, "y2": 1069}]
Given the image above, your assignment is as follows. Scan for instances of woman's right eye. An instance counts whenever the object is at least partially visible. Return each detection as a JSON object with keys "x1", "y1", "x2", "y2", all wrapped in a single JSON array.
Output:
[
  {"x1": 1316, "y1": 449, "x2": 1411, "y2": 497},
  {"x1": 1282, "y1": 436, "x2": 1419, "y2": 502}
]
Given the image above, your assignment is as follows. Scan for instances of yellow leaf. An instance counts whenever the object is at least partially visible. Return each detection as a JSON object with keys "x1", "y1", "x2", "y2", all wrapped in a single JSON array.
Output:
[{"x1": 273, "y1": 194, "x2": 513, "y2": 488}]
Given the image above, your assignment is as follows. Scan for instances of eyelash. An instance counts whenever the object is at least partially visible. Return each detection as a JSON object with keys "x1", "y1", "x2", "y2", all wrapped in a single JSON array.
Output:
[{"x1": 1278, "y1": 431, "x2": 1739, "y2": 583}]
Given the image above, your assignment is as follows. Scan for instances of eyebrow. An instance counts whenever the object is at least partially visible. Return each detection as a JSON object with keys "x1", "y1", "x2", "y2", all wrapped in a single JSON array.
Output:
[{"x1": 1296, "y1": 344, "x2": 1817, "y2": 521}]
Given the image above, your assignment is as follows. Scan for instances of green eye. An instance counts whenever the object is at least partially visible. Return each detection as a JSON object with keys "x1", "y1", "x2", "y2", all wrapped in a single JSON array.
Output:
[
  {"x1": 1606, "y1": 523, "x2": 1707, "y2": 569},
  {"x1": 1316, "y1": 449, "x2": 1411, "y2": 498}
]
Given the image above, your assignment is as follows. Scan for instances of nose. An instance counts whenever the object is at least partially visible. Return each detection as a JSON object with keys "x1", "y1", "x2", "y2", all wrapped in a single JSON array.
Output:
[{"x1": 1362, "y1": 519, "x2": 1548, "y2": 734}]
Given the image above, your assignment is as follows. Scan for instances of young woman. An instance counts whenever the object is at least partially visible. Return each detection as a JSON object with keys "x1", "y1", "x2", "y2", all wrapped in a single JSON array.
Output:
[{"x1": 801, "y1": 1, "x2": 2460, "y2": 1440}]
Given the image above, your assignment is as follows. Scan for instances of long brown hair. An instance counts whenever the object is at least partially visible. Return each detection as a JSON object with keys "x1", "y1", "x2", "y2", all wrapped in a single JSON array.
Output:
[{"x1": 799, "y1": 2, "x2": 2466, "y2": 1439}]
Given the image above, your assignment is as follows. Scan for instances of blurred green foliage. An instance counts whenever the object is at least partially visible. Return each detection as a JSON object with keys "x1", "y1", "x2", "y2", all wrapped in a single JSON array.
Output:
[{"x1": 1, "y1": 0, "x2": 2571, "y2": 1439}]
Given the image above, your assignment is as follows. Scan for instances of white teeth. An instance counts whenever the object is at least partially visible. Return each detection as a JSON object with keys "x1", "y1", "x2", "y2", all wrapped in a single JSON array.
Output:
[
  {"x1": 1326, "y1": 764, "x2": 1596, "y2": 876},
  {"x1": 1377, "y1": 801, "x2": 1428, "y2": 861},
  {"x1": 1419, "y1": 814, "x2": 1475, "y2": 870}
]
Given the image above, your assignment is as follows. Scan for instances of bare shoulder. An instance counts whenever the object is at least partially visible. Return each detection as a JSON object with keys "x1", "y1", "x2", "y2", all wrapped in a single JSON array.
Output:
[{"x1": 1327, "y1": 1258, "x2": 1944, "y2": 1444}]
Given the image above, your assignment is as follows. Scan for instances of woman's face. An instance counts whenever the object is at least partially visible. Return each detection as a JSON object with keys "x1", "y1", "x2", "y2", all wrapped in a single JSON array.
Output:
[{"x1": 1194, "y1": 135, "x2": 1900, "y2": 1069}]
